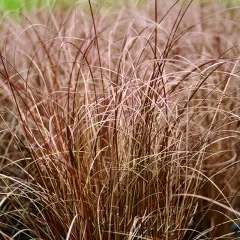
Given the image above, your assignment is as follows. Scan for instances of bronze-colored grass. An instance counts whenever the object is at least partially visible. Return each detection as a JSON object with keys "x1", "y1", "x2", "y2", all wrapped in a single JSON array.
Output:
[{"x1": 1, "y1": 0, "x2": 240, "y2": 239}]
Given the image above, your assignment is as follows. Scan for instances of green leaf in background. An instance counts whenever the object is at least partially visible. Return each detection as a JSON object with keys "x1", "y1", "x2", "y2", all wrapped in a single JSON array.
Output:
[
  {"x1": 0, "y1": 0, "x2": 23, "y2": 10},
  {"x1": 0, "y1": 0, "x2": 65, "y2": 11}
]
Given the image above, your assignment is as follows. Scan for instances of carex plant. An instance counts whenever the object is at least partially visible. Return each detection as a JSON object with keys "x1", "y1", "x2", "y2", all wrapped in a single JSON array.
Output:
[{"x1": 1, "y1": 0, "x2": 240, "y2": 239}]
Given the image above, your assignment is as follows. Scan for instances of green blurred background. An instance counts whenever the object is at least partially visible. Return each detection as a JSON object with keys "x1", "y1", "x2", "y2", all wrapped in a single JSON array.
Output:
[
  {"x1": 0, "y1": 0, "x2": 140, "y2": 11},
  {"x1": 0, "y1": 0, "x2": 240, "y2": 11}
]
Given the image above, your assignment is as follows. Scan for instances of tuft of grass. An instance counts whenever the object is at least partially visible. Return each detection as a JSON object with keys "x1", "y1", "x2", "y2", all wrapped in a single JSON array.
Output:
[{"x1": 1, "y1": 0, "x2": 240, "y2": 239}]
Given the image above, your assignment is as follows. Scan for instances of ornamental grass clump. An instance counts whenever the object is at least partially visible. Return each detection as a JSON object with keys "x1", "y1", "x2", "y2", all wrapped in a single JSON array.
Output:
[{"x1": 1, "y1": 0, "x2": 240, "y2": 239}]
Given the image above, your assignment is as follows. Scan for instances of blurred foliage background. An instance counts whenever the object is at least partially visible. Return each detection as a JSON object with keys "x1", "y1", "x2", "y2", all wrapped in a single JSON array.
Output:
[
  {"x1": 0, "y1": 0, "x2": 142, "y2": 11},
  {"x1": 0, "y1": 0, "x2": 240, "y2": 11}
]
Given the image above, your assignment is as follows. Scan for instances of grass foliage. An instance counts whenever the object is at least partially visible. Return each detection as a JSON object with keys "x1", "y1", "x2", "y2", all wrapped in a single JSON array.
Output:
[{"x1": 1, "y1": 0, "x2": 240, "y2": 239}]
